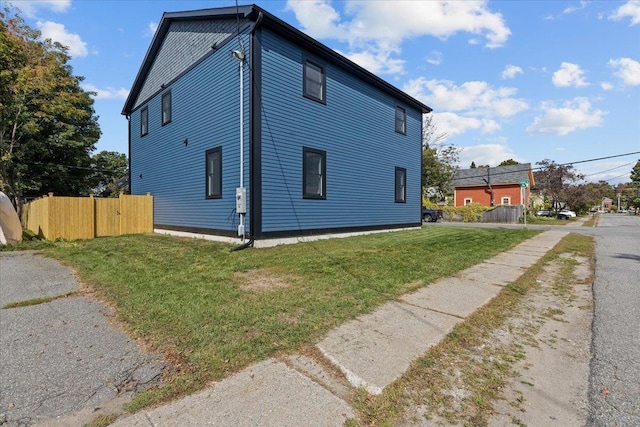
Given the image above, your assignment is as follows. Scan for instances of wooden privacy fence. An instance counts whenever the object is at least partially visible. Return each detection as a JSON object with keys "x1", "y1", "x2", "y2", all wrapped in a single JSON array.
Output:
[
  {"x1": 482, "y1": 205, "x2": 524, "y2": 223},
  {"x1": 21, "y1": 193, "x2": 153, "y2": 240}
]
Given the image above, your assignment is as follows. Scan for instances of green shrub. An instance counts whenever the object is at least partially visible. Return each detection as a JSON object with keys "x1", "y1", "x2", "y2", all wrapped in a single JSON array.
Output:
[{"x1": 441, "y1": 203, "x2": 489, "y2": 222}]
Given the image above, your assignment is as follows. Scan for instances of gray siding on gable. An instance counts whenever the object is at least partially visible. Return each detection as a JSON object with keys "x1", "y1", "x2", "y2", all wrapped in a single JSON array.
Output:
[
  {"x1": 130, "y1": 32, "x2": 251, "y2": 235},
  {"x1": 134, "y1": 18, "x2": 244, "y2": 110},
  {"x1": 258, "y1": 30, "x2": 422, "y2": 233}
]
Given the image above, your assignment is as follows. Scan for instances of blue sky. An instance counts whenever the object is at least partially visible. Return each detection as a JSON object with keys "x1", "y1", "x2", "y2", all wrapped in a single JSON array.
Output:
[{"x1": 6, "y1": 0, "x2": 640, "y2": 184}]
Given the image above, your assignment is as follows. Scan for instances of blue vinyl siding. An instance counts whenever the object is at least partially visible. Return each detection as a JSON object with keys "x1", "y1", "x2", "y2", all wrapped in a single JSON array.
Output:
[
  {"x1": 130, "y1": 33, "x2": 251, "y2": 234},
  {"x1": 259, "y1": 30, "x2": 422, "y2": 233}
]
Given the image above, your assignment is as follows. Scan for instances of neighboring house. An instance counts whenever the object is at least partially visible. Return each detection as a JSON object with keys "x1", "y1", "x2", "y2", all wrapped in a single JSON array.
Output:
[
  {"x1": 453, "y1": 164, "x2": 535, "y2": 207},
  {"x1": 602, "y1": 197, "x2": 613, "y2": 211},
  {"x1": 122, "y1": 4, "x2": 431, "y2": 243}
]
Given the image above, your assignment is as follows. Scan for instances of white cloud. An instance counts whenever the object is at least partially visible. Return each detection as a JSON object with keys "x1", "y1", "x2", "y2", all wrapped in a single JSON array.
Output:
[
  {"x1": 286, "y1": 0, "x2": 511, "y2": 74},
  {"x1": 526, "y1": 97, "x2": 605, "y2": 135},
  {"x1": 13, "y1": 0, "x2": 71, "y2": 18},
  {"x1": 82, "y1": 84, "x2": 129, "y2": 100},
  {"x1": 458, "y1": 144, "x2": 523, "y2": 168},
  {"x1": 146, "y1": 22, "x2": 159, "y2": 38},
  {"x1": 431, "y1": 112, "x2": 500, "y2": 137},
  {"x1": 404, "y1": 78, "x2": 528, "y2": 118},
  {"x1": 426, "y1": 51, "x2": 443, "y2": 66},
  {"x1": 609, "y1": 57, "x2": 640, "y2": 85},
  {"x1": 36, "y1": 20, "x2": 88, "y2": 58},
  {"x1": 601, "y1": 82, "x2": 614, "y2": 90},
  {"x1": 610, "y1": 0, "x2": 640, "y2": 25},
  {"x1": 552, "y1": 62, "x2": 589, "y2": 87},
  {"x1": 501, "y1": 65, "x2": 523, "y2": 79},
  {"x1": 342, "y1": 47, "x2": 405, "y2": 75},
  {"x1": 563, "y1": 1, "x2": 588, "y2": 15},
  {"x1": 545, "y1": 0, "x2": 588, "y2": 20}
]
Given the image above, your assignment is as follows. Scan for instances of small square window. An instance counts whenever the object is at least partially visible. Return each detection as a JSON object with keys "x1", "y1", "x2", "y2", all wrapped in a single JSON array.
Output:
[
  {"x1": 303, "y1": 60, "x2": 326, "y2": 103},
  {"x1": 140, "y1": 106, "x2": 148, "y2": 137},
  {"x1": 205, "y1": 147, "x2": 222, "y2": 199},
  {"x1": 395, "y1": 167, "x2": 407, "y2": 203},
  {"x1": 162, "y1": 91, "x2": 172, "y2": 126},
  {"x1": 303, "y1": 147, "x2": 326, "y2": 199},
  {"x1": 395, "y1": 106, "x2": 406, "y2": 134},
  {"x1": 502, "y1": 197, "x2": 511, "y2": 205},
  {"x1": 464, "y1": 198, "x2": 473, "y2": 206}
]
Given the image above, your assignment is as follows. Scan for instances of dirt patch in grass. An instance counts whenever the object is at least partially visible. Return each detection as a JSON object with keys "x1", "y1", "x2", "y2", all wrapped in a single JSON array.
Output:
[{"x1": 235, "y1": 269, "x2": 295, "y2": 293}]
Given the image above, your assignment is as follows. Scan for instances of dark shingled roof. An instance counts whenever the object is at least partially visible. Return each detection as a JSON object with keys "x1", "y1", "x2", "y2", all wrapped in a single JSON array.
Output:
[
  {"x1": 123, "y1": 4, "x2": 431, "y2": 116},
  {"x1": 454, "y1": 163, "x2": 533, "y2": 187}
]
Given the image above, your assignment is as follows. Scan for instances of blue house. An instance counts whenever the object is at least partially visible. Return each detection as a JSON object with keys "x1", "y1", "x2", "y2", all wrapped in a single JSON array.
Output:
[{"x1": 122, "y1": 4, "x2": 431, "y2": 244}]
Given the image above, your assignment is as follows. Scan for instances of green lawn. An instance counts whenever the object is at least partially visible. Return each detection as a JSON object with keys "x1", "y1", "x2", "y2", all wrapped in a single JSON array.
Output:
[{"x1": 39, "y1": 226, "x2": 539, "y2": 407}]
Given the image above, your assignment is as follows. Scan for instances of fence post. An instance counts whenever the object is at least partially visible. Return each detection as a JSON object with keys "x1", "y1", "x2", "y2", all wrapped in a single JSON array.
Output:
[{"x1": 119, "y1": 192, "x2": 124, "y2": 236}]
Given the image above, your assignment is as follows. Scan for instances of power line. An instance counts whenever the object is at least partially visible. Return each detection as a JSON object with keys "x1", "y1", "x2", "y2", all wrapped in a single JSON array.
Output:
[
  {"x1": 582, "y1": 162, "x2": 635, "y2": 178},
  {"x1": 451, "y1": 151, "x2": 640, "y2": 182}
]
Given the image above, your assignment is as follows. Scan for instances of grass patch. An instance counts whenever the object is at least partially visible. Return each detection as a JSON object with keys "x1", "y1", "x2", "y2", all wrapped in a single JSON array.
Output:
[
  {"x1": 0, "y1": 234, "x2": 55, "y2": 251},
  {"x1": 349, "y1": 232, "x2": 594, "y2": 426},
  {"x1": 84, "y1": 414, "x2": 119, "y2": 427},
  {"x1": 523, "y1": 215, "x2": 579, "y2": 225},
  {"x1": 40, "y1": 226, "x2": 538, "y2": 409},
  {"x1": 582, "y1": 214, "x2": 599, "y2": 227},
  {"x1": 2, "y1": 292, "x2": 77, "y2": 309}
]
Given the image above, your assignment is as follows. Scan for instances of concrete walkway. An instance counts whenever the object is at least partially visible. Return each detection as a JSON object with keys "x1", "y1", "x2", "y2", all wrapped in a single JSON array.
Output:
[{"x1": 111, "y1": 229, "x2": 569, "y2": 427}]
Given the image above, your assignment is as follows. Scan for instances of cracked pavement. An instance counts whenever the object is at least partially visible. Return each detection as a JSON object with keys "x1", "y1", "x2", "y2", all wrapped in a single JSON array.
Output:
[
  {"x1": 587, "y1": 214, "x2": 640, "y2": 426},
  {"x1": 0, "y1": 252, "x2": 164, "y2": 427}
]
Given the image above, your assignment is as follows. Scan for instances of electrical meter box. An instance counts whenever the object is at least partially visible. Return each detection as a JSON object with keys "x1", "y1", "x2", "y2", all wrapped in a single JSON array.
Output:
[{"x1": 236, "y1": 187, "x2": 246, "y2": 214}]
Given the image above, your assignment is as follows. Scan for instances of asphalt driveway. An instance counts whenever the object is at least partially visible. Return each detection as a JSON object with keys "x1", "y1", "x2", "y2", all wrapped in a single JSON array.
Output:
[{"x1": 0, "y1": 251, "x2": 164, "y2": 427}]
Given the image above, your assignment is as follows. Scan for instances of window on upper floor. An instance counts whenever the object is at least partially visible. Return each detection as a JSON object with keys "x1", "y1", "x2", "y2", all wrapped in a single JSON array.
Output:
[
  {"x1": 205, "y1": 147, "x2": 222, "y2": 199},
  {"x1": 140, "y1": 106, "x2": 148, "y2": 137},
  {"x1": 303, "y1": 147, "x2": 326, "y2": 199},
  {"x1": 501, "y1": 197, "x2": 511, "y2": 205},
  {"x1": 162, "y1": 91, "x2": 172, "y2": 126},
  {"x1": 303, "y1": 60, "x2": 326, "y2": 104},
  {"x1": 395, "y1": 105, "x2": 406, "y2": 134},
  {"x1": 395, "y1": 167, "x2": 407, "y2": 203}
]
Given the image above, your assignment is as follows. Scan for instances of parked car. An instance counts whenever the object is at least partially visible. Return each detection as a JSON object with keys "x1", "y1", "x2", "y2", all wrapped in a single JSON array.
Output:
[
  {"x1": 535, "y1": 209, "x2": 552, "y2": 217},
  {"x1": 557, "y1": 209, "x2": 576, "y2": 220},
  {"x1": 422, "y1": 208, "x2": 443, "y2": 222}
]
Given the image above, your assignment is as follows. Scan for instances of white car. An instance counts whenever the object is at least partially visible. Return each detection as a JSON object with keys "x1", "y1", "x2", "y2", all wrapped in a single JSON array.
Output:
[{"x1": 558, "y1": 209, "x2": 576, "y2": 219}]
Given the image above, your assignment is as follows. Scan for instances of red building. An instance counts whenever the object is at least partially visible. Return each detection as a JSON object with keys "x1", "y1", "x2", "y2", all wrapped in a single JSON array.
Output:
[{"x1": 453, "y1": 164, "x2": 535, "y2": 207}]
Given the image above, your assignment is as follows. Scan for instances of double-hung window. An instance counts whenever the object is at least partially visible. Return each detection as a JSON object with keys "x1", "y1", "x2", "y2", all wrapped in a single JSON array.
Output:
[
  {"x1": 161, "y1": 91, "x2": 172, "y2": 126},
  {"x1": 303, "y1": 60, "x2": 326, "y2": 103},
  {"x1": 140, "y1": 106, "x2": 148, "y2": 137},
  {"x1": 303, "y1": 147, "x2": 326, "y2": 199},
  {"x1": 395, "y1": 105, "x2": 406, "y2": 134},
  {"x1": 395, "y1": 167, "x2": 406, "y2": 203},
  {"x1": 205, "y1": 147, "x2": 222, "y2": 199}
]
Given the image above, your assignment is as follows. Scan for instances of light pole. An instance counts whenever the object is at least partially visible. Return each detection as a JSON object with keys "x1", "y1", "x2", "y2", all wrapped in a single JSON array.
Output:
[
  {"x1": 232, "y1": 49, "x2": 246, "y2": 240},
  {"x1": 617, "y1": 193, "x2": 621, "y2": 211}
]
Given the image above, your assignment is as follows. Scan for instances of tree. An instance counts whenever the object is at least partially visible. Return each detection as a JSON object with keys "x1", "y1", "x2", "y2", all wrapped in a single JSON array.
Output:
[
  {"x1": 534, "y1": 159, "x2": 584, "y2": 212},
  {"x1": 498, "y1": 159, "x2": 519, "y2": 166},
  {"x1": 628, "y1": 160, "x2": 640, "y2": 210},
  {"x1": 89, "y1": 151, "x2": 128, "y2": 196},
  {"x1": 421, "y1": 114, "x2": 459, "y2": 202},
  {"x1": 0, "y1": 6, "x2": 100, "y2": 206},
  {"x1": 470, "y1": 161, "x2": 476, "y2": 168}
]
